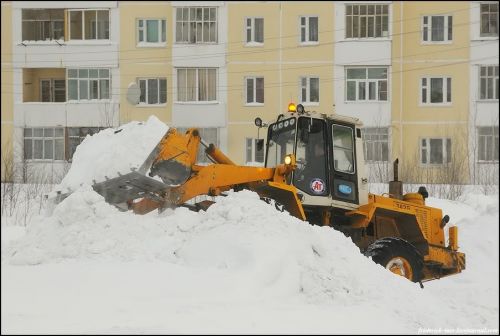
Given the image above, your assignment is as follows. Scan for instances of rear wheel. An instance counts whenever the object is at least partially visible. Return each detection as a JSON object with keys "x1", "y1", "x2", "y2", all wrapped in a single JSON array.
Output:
[{"x1": 364, "y1": 237, "x2": 424, "y2": 282}]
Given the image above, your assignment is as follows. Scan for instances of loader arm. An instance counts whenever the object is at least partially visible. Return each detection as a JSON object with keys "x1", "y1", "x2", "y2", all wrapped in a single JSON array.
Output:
[{"x1": 94, "y1": 127, "x2": 306, "y2": 220}]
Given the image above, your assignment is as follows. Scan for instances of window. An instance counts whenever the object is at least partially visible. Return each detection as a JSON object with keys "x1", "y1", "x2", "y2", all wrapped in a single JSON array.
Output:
[
  {"x1": 175, "y1": 7, "x2": 217, "y2": 43},
  {"x1": 362, "y1": 128, "x2": 389, "y2": 162},
  {"x1": 24, "y1": 127, "x2": 107, "y2": 161},
  {"x1": 480, "y1": 3, "x2": 499, "y2": 37},
  {"x1": 300, "y1": 77, "x2": 319, "y2": 104},
  {"x1": 22, "y1": 9, "x2": 64, "y2": 41},
  {"x1": 67, "y1": 127, "x2": 107, "y2": 161},
  {"x1": 138, "y1": 78, "x2": 167, "y2": 104},
  {"x1": 177, "y1": 127, "x2": 219, "y2": 163},
  {"x1": 345, "y1": 4, "x2": 389, "y2": 38},
  {"x1": 332, "y1": 125, "x2": 355, "y2": 173},
  {"x1": 68, "y1": 9, "x2": 109, "y2": 40},
  {"x1": 246, "y1": 17, "x2": 264, "y2": 44},
  {"x1": 477, "y1": 127, "x2": 499, "y2": 162},
  {"x1": 177, "y1": 68, "x2": 217, "y2": 102},
  {"x1": 40, "y1": 79, "x2": 66, "y2": 102},
  {"x1": 294, "y1": 118, "x2": 329, "y2": 195},
  {"x1": 246, "y1": 138, "x2": 264, "y2": 164},
  {"x1": 420, "y1": 138, "x2": 452, "y2": 165},
  {"x1": 421, "y1": 77, "x2": 452, "y2": 104},
  {"x1": 479, "y1": 65, "x2": 499, "y2": 100},
  {"x1": 346, "y1": 67, "x2": 388, "y2": 101},
  {"x1": 246, "y1": 77, "x2": 264, "y2": 104},
  {"x1": 23, "y1": 128, "x2": 64, "y2": 161},
  {"x1": 299, "y1": 16, "x2": 318, "y2": 43},
  {"x1": 422, "y1": 15, "x2": 453, "y2": 42},
  {"x1": 68, "y1": 68, "x2": 110, "y2": 101},
  {"x1": 137, "y1": 19, "x2": 166, "y2": 45}
]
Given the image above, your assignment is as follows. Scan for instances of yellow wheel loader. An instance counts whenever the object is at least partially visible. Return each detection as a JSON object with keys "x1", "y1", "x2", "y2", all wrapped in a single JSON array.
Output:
[{"x1": 88, "y1": 103, "x2": 465, "y2": 284}]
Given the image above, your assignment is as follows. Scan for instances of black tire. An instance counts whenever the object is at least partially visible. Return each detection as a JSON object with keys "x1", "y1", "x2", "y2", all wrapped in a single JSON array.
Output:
[{"x1": 364, "y1": 237, "x2": 424, "y2": 282}]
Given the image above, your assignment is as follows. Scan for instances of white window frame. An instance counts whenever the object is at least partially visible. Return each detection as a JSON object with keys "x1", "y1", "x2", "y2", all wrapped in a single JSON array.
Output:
[
  {"x1": 245, "y1": 17, "x2": 264, "y2": 46},
  {"x1": 421, "y1": 15, "x2": 453, "y2": 44},
  {"x1": 479, "y1": 65, "x2": 499, "y2": 100},
  {"x1": 40, "y1": 78, "x2": 66, "y2": 103},
  {"x1": 477, "y1": 126, "x2": 499, "y2": 163},
  {"x1": 299, "y1": 16, "x2": 319, "y2": 45},
  {"x1": 22, "y1": 9, "x2": 65, "y2": 41},
  {"x1": 137, "y1": 19, "x2": 167, "y2": 47},
  {"x1": 67, "y1": 9, "x2": 110, "y2": 41},
  {"x1": 345, "y1": 67, "x2": 389, "y2": 102},
  {"x1": 345, "y1": 4, "x2": 390, "y2": 39},
  {"x1": 245, "y1": 76, "x2": 264, "y2": 105},
  {"x1": 480, "y1": 2, "x2": 499, "y2": 37},
  {"x1": 176, "y1": 68, "x2": 217, "y2": 103},
  {"x1": 245, "y1": 138, "x2": 265, "y2": 164},
  {"x1": 67, "y1": 68, "x2": 111, "y2": 102},
  {"x1": 175, "y1": 7, "x2": 218, "y2": 44},
  {"x1": 362, "y1": 127, "x2": 389, "y2": 162},
  {"x1": 299, "y1": 76, "x2": 320, "y2": 105},
  {"x1": 23, "y1": 127, "x2": 65, "y2": 161},
  {"x1": 420, "y1": 137, "x2": 452, "y2": 166},
  {"x1": 137, "y1": 78, "x2": 167, "y2": 105},
  {"x1": 420, "y1": 76, "x2": 452, "y2": 106}
]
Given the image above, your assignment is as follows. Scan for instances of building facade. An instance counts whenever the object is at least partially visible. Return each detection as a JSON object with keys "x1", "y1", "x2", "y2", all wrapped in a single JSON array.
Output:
[{"x1": 1, "y1": 1, "x2": 498, "y2": 185}]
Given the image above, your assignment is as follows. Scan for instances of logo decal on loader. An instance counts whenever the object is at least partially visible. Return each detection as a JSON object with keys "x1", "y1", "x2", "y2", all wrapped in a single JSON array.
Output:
[{"x1": 310, "y1": 178, "x2": 325, "y2": 194}]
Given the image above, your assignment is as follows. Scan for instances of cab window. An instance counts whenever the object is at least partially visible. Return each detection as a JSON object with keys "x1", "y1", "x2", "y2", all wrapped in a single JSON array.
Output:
[
  {"x1": 332, "y1": 125, "x2": 355, "y2": 174},
  {"x1": 293, "y1": 117, "x2": 328, "y2": 196}
]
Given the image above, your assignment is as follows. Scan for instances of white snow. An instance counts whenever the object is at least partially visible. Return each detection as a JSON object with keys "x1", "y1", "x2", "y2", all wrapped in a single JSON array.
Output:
[
  {"x1": 1, "y1": 117, "x2": 498, "y2": 334},
  {"x1": 55, "y1": 115, "x2": 168, "y2": 193}
]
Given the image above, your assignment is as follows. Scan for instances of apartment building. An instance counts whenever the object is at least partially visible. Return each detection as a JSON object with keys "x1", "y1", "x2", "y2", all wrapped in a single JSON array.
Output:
[
  {"x1": 2, "y1": 1, "x2": 120, "y2": 182},
  {"x1": 1, "y1": 1, "x2": 498, "y2": 185}
]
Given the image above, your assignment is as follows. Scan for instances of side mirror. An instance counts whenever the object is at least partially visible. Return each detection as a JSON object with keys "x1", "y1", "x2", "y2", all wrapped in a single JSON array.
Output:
[
  {"x1": 257, "y1": 139, "x2": 264, "y2": 151},
  {"x1": 300, "y1": 129, "x2": 309, "y2": 144},
  {"x1": 296, "y1": 104, "x2": 305, "y2": 114},
  {"x1": 298, "y1": 118, "x2": 311, "y2": 143},
  {"x1": 254, "y1": 117, "x2": 263, "y2": 128}
]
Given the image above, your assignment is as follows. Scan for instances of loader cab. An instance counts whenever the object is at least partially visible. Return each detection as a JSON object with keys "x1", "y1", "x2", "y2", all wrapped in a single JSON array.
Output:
[{"x1": 264, "y1": 107, "x2": 366, "y2": 209}]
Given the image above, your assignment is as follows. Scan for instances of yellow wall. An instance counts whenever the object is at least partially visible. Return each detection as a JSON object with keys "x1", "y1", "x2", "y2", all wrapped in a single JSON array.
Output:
[
  {"x1": 119, "y1": 1, "x2": 172, "y2": 124},
  {"x1": 391, "y1": 1, "x2": 471, "y2": 182},
  {"x1": 1, "y1": 1, "x2": 13, "y2": 181},
  {"x1": 227, "y1": 2, "x2": 334, "y2": 164}
]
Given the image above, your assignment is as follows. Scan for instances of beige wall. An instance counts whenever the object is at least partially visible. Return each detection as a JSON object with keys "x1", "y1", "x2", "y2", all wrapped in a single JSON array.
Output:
[
  {"x1": 22, "y1": 68, "x2": 66, "y2": 102},
  {"x1": 391, "y1": 1, "x2": 471, "y2": 182},
  {"x1": 119, "y1": 1, "x2": 172, "y2": 125},
  {"x1": 1, "y1": 1, "x2": 13, "y2": 181},
  {"x1": 227, "y1": 2, "x2": 334, "y2": 164}
]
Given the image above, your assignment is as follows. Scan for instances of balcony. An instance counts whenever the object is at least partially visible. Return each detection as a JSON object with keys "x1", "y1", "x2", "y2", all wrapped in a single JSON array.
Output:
[
  {"x1": 23, "y1": 68, "x2": 66, "y2": 103},
  {"x1": 18, "y1": 68, "x2": 118, "y2": 128},
  {"x1": 15, "y1": 8, "x2": 118, "y2": 68}
]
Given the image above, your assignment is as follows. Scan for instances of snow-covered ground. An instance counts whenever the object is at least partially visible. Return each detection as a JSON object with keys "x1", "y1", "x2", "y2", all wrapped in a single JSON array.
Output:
[{"x1": 1, "y1": 117, "x2": 499, "y2": 334}]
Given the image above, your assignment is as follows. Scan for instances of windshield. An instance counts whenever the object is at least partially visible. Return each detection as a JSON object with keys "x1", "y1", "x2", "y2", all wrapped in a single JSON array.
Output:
[
  {"x1": 266, "y1": 117, "x2": 296, "y2": 167},
  {"x1": 293, "y1": 117, "x2": 328, "y2": 196}
]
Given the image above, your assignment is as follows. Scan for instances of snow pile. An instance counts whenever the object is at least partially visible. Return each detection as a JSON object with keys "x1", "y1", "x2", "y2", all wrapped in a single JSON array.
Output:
[
  {"x1": 56, "y1": 115, "x2": 168, "y2": 192},
  {"x1": 1, "y1": 188, "x2": 439, "y2": 319},
  {"x1": 3, "y1": 187, "x2": 498, "y2": 331}
]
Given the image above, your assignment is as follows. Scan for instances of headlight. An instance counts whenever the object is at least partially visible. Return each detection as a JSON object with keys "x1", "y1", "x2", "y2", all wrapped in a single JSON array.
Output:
[{"x1": 284, "y1": 155, "x2": 292, "y2": 165}]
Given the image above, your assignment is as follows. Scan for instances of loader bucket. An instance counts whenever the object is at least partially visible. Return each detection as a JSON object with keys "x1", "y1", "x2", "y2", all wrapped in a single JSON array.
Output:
[{"x1": 92, "y1": 171, "x2": 170, "y2": 205}]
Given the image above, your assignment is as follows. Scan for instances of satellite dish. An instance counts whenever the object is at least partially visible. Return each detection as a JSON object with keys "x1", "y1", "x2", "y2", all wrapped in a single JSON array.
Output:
[{"x1": 126, "y1": 82, "x2": 141, "y2": 105}]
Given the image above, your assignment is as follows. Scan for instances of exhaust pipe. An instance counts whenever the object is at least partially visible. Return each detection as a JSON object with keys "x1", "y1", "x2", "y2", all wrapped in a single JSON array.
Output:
[{"x1": 389, "y1": 158, "x2": 403, "y2": 200}]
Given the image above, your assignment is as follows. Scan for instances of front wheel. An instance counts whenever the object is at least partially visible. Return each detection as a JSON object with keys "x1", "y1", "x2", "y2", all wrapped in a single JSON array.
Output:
[{"x1": 364, "y1": 237, "x2": 424, "y2": 282}]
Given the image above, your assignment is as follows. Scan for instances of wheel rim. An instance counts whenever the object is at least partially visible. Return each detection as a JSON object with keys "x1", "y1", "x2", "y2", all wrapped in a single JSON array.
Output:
[{"x1": 386, "y1": 257, "x2": 413, "y2": 280}]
